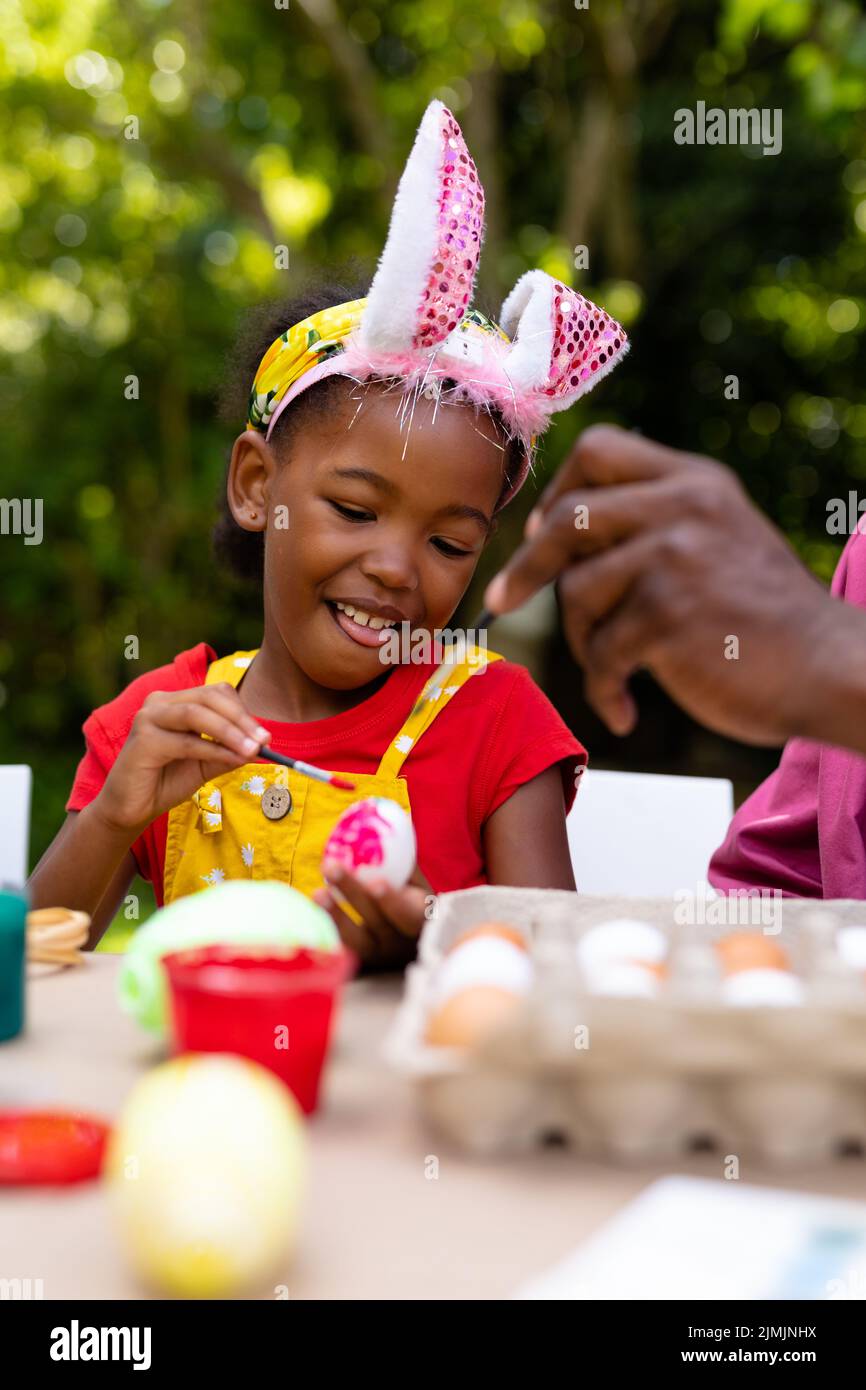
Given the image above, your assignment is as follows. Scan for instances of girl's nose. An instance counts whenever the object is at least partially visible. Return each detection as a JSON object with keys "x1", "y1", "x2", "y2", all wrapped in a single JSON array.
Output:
[{"x1": 360, "y1": 544, "x2": 420, "y2": 594}]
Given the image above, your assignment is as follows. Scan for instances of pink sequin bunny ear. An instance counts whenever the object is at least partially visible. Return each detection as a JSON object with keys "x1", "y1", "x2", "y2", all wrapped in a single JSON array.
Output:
[
  {"x1": 360, "y1": 100, "x2": 485, "y2": 355},
  {"x1": 501, "y1": 270, "x2": 629, "y2": 414}
]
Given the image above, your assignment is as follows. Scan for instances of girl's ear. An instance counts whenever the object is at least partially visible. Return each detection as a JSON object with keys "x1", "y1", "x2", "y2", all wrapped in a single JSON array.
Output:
[
  {"x1": 360, "y1": 100, "x2": 485, "y2": 356},
  {"x1": 501, "y1": 269, "x2": 629, "y2": 412},
  {"x1": 226, "y1": 430, "x2": 276, "y2": 531}
]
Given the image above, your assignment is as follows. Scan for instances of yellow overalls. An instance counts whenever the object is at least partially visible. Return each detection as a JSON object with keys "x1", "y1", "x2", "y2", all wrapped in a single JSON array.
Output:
[{"x1": 162, "y1": 645, "x2": 502, "y2": 905}]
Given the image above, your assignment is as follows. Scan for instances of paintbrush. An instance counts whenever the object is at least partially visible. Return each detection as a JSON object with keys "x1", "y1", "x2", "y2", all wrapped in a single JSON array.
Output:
[{"x1": 259, "y1": 747, "x2": 356, "y2": 792}]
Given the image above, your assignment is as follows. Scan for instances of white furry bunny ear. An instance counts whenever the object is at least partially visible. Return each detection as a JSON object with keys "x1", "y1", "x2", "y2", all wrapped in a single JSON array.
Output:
[
  {"x1": 360, "y1": 100, "x2": 485, "y2": 355},
  {"x1": 501, "y1": 269, "x2": 629, "y2": 410}
]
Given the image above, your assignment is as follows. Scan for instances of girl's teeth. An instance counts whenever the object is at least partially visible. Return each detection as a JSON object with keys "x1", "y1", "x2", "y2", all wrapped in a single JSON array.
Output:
[{"x1": 333, "y1": 602, "x2": 394, "y2": 629}]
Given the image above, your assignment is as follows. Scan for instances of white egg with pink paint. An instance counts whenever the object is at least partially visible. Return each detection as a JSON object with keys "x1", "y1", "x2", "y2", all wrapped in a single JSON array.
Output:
[{"x1": 322, "y1": 797, "x2": 417, "y2": 889}]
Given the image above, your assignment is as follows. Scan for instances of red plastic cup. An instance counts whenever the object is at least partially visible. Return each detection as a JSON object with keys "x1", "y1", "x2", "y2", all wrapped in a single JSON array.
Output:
[{"x1": 163, "y1": 946, "x2": 356, "y2": 1115}]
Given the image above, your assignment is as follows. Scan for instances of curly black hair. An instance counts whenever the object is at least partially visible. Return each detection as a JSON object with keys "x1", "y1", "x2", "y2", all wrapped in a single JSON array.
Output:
[{"x1": 212, "y1": 274, "x2": 522, "y2": 585}]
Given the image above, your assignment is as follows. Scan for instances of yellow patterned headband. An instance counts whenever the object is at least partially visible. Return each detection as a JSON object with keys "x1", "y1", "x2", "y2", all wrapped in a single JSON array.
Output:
[
  {"x1": 246, "y1": 295, "x2": 514, "y2": 446},
  {"x1": 247, "y1": 298, "x2": 367, "y2": 438}
]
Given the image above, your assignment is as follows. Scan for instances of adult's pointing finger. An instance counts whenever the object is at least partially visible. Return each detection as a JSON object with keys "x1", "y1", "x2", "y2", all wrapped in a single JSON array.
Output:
[
  {"x1": 525, "y1": 424, "x2": 696, "y2": 538},
  {"x1": 555, "y1": 532, "x2": 663, "y2": 664},
  {"x1": 484, "y1": 477, "x2": 688, "y2": 616}
]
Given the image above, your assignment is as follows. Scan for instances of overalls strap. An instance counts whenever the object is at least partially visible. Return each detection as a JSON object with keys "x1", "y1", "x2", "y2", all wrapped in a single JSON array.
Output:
[
  {"x1": 375, "y1": 642, "x2": 503, "y2": 780},
  {"x1": 205, "y1": 651, "x2": 258, "y2": 689}
]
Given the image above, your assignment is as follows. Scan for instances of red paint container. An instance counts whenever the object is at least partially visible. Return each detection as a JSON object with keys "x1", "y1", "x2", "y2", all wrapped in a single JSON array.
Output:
[
  {"x1": 163, "y1": 946, "x2": 356, "y2": 1115},
  {"x1": 0, "y1": 1110, "x2": 110, "y2": 1185}
]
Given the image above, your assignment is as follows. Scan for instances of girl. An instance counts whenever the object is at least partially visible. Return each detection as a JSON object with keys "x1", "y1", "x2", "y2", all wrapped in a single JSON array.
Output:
[{"x1": 29, "y1": 101, "x2": 628, "y2": 965}]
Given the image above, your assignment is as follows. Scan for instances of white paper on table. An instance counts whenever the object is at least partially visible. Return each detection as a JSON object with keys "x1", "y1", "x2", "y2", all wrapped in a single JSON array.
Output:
[{"x1": 515, "y1": 1176, "x2": 866, "y2": 1300}]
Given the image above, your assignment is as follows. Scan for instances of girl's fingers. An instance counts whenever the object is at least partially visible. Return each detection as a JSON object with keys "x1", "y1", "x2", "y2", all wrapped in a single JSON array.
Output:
[
  {"x1": 312, "y1": 888, "x2": 376, "y2": 958},
  {"x1": 407, "y1": 863, "x2": 433, "y2": 893},
  {"x1": 197, "y1": 684, "x2": 271, "y2": 744},
  {"x1": 198, "y1": 755, "x2": 248, "y2": 784},
  {"x1": 186, "y1": 685, "x2": 271, "y2": 748},
  {"x1": 321, "y1": 865, "x2": 419, "y2": 963},
  {"x1": 146, "y1": 729, "x2": 246, "y2": 769},
  {"x1": 364, "y1": 880, "x2": 427, "y2": 940},
  {"x1": 151, "y1": 684, "x2": 270, "y2": 749},
  {"x1": 322, "y1": 863, "x2": 389, "y2": 935},
  {"x1": 145, "y1": 699, "x2": 266, "y2": 760}
]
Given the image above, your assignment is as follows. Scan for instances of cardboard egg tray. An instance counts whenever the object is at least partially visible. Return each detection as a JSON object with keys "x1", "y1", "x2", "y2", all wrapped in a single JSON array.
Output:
[{"x1": 384, "y1": 887, "x2": 866, "y2": 1164}]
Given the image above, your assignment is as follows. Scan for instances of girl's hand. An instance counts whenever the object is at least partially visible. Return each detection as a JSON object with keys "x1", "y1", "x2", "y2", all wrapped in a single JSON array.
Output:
[
  {"x1": 94, "y1": 683, "x2": 271, "y2": 837},
  {"x1": 314, "y1": 862, "x2": 432, "y2": 968}
]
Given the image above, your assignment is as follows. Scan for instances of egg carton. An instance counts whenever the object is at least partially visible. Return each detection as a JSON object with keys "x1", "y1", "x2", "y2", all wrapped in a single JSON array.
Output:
[{"x1": 384, "y1": 887, "x2": 866, "y2": 1164}]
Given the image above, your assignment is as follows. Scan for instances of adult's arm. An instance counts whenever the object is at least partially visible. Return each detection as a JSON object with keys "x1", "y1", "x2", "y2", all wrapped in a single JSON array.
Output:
[
  {"x1": 485, "y1": 425, "x2": 866, "y2": 754},
  {"x1": 707, "y1": 529, "x2": 866, "y2": 900}
]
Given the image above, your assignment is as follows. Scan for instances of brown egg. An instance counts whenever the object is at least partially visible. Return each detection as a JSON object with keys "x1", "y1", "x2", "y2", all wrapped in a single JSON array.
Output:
[
  {"x1": 449, "y1": 921, "x2": 528, "y2": 954},
  {"x1": 425, "y1": 985, "x2": 523, "y2": 1049},
  {"x1": 715, "y1": 931, "x2": 790, "y2": 976}
]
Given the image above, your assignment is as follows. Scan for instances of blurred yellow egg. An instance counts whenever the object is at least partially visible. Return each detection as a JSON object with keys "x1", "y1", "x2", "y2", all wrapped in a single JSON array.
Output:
[{"x1": 105, "y1": 1054, "x2": 306, "y2": 1298}]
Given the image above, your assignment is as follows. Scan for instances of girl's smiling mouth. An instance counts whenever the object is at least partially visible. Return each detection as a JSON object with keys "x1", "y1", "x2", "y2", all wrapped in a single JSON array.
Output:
[{"x1": 327, "y1": 599, "x2": 404, "y2": 648}]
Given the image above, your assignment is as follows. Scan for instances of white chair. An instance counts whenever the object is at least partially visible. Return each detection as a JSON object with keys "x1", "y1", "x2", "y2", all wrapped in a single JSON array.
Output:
[
  {"x1": 567, "y1": 767, "x2": 734, "y2": 896},
  {"x1": 0, "y1": 766, "x2": 32, "y2": 891}
]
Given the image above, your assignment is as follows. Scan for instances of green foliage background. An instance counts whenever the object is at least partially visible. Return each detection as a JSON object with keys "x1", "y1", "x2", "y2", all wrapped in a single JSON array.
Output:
[{"x1": 3, "y1": 0, "x2": 866, "y2": 897}]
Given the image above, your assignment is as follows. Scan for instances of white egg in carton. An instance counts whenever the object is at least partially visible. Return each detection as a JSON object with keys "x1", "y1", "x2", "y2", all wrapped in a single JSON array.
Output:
[{"x1": 384, "y1": 886, "x2": 866, "y2": 1164}]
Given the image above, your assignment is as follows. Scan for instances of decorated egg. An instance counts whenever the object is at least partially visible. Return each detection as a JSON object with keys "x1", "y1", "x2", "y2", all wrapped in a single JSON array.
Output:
[
  {"x1": 322, "y1": 797, "x2": 416, "y2": 888},
  {"x1": 105, "y1": 1055, "x2": 306, "y2": 1298},
  {"x1": 118, "y1": 880, "x2": 339, "y2": 1035},
  {"x1": 426, "y1": 921, "x2": 532, "y2": 1048}
]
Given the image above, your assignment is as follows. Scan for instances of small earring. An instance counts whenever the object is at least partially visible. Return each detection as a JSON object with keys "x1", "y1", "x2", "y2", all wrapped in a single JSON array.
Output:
[{"x1": 250, "y1": 510, "x2": 257, "y2": 519}]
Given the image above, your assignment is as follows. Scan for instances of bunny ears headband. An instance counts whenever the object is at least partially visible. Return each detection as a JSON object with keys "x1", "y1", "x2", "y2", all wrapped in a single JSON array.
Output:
[{"x1": 247, "y1": 100, "x2": 629, "y2": 506}]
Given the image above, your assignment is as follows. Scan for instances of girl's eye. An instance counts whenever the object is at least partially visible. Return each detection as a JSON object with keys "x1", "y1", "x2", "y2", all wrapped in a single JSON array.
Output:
[
  {"x1": 432, "y1": 537, "x2": 474, "y2": 559},
  {"x1": 329, "y1": 500, "x2": 374, "y2": 523}
]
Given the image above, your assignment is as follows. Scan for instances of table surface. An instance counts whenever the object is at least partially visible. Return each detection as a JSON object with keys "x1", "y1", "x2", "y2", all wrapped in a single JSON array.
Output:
[{"x1": 2, "y1": 956, "x2": 865, "y2": 1301}]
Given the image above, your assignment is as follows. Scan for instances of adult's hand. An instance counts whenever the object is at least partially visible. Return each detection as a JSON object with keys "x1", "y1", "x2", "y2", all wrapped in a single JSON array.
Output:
[{"x1": 484, "y1": 425, "x2": 866, "y2": 750}]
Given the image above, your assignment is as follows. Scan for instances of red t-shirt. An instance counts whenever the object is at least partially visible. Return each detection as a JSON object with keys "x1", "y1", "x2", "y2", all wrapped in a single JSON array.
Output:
[{"x1": 66, "y1": 642, "x2": 586, "y2": 905}]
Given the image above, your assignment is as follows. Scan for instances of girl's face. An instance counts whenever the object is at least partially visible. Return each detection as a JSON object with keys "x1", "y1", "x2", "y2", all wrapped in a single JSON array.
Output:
[{"x1": 229, "y1": 383, "x2": 507, "y2": 690}]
